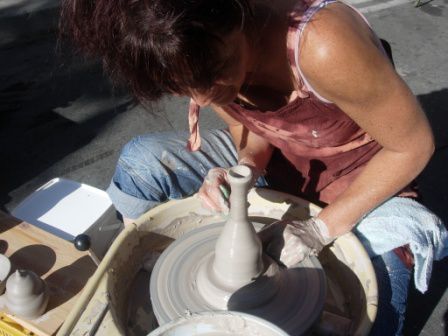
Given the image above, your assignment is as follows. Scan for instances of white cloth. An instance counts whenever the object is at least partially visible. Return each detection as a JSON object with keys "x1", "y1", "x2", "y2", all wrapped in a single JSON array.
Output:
[{"x1": 354, "y1": 197, "x2": 448, "y2": 293}]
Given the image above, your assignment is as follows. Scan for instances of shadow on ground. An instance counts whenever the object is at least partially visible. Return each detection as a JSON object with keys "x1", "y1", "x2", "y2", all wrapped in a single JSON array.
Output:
[
  {"x1": 403, "y1": 88, "x2": 448, "y2": 335},
  {"x1": 0, "y1": 3, "x2": 134, "y2": 210}
]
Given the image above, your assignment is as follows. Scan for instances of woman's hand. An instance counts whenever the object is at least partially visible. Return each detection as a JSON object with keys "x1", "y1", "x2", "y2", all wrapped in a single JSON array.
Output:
[
  {"x1": 198, "y1": 167, "x2": 231, "y2": 214},
  {"x1": 258, "y1": 217, "x2": 334, "y2": 267},
  {"x1": 198, "y1": 164, "x2": 263, "y2": 214}
]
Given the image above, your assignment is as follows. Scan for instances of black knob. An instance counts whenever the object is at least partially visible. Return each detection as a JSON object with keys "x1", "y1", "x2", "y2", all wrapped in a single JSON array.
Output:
[{"x1": 74, "y1": 234, "x2": 91, "y2": 251}]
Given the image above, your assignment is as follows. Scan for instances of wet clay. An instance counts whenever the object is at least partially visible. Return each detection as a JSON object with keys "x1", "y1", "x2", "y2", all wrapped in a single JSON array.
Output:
[
  {"x1": 0, "y1": 254, "x2": 11, "y2": 294},
  {"x1": 212, "y1": 166, "x2": 263, "y2": 288},
  {"x1": 4, "y1": 269, "x2": 49, "y2": 319},
  {"x1": 150, "y1": 165, "x2": 326, "y2": 335}
]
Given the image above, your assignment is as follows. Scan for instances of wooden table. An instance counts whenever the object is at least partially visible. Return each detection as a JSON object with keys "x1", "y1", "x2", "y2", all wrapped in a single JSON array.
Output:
[{"x1": 0, "y1": 211, "x2": 96, "y2": 336}]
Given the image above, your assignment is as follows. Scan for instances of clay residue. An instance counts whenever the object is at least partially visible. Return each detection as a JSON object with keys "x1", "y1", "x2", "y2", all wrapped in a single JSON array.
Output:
[
  {"x1": 159, "y1": 212, "x2": 224, "y2": 238},
  {"x1": 74, "y1": 294, "x2": 109, "y2": 335},
  {"x1": 248, "y1": 200, "x2": 311, "y2": 222},
  {"x1": 160, "y1": 151, "x2": 185, "y2": 173},
  {"x1": 160, "y1": 313, "x2": 285, "y2": 336}
]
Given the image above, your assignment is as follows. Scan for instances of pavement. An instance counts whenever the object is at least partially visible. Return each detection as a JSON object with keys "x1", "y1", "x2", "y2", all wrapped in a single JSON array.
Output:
[{"x1": 1, "y1": 0, "x2": 447, "y2": 334}]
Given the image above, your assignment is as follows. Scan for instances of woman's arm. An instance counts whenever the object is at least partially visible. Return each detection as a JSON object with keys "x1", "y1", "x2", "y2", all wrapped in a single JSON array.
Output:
[
  {"x1": 299, "y1": 3, "x2": 434, "y2": 236},
  {"x1": 196, "y1": 104, "x2": 273, "y2": 212},
  {"x1": 212, "y1": 104, "x2": 274, "y2": 171}
]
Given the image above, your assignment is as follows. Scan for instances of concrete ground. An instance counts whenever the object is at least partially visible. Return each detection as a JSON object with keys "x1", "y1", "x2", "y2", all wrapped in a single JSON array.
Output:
[{"x1": 1, "y1": 0, "x2": 447, "y2": 334}]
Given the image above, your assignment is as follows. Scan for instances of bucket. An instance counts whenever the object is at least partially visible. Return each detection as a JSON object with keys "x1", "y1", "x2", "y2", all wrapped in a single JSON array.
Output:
[{"x1": 148, "y1": 311, "x2": 289, "y2": 336}]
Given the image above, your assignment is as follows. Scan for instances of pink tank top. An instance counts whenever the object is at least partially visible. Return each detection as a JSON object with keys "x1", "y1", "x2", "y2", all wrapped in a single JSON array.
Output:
[{"x1": 187, "y1": 0, "x2": 384, "y2": 204}]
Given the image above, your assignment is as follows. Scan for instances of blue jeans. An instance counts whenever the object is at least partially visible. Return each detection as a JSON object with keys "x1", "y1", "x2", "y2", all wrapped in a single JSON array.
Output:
[
  {"x1": 107, "y1": 129, "x2": 429, "y2": 335},
  {"x1": 369, "y1": 251, "x2": 411, "y2": 336}
]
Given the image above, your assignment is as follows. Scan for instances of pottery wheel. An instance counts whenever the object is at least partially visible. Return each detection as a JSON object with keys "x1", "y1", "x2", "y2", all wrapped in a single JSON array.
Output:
[{"x1": 150, "y1": 222, "x2": 326, "y2": 335}]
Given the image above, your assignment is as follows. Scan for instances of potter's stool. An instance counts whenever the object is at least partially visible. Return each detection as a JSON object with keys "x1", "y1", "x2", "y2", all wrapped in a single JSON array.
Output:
[{"x1": 11, "y1": 178, "x2": 122, "y2": 261}]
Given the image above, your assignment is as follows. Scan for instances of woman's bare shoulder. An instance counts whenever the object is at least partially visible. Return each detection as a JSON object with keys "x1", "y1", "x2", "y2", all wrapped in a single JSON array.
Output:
[
  {"x1": 300, "y1": 2, "x2": 379, "y2": 61},
  {"x1": 298, "y1": 2, "x2": 392, "y2": 103}
]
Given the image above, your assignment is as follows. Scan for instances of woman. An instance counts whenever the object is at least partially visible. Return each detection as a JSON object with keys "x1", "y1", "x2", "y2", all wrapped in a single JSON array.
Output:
[{"x1": 60, "y1": 0, "x2": 447, "y2": 334}]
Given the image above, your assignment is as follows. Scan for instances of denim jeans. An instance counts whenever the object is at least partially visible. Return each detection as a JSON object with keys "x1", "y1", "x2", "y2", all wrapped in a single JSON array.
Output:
[
  {"x1": 107, "y1": 129, "x2": 429, "y2": 335},
  {"x1": 369, "y1": 251, "x2": 411, "y2": 335}
]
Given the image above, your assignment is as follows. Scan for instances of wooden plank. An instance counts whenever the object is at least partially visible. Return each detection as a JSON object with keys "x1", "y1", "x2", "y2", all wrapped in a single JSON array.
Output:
[{"x1": 0, "y1": 211, "x2": 96, "y2": 335}]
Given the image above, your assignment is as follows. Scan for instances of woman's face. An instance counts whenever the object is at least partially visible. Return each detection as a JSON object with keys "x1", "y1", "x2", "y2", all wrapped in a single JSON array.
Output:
[{"x1": 190, "y1": 30, "x2": 252, "y2": 107}]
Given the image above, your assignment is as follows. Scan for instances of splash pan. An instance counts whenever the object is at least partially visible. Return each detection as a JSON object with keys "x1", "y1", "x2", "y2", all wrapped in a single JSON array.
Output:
[{"x1": 150, "y1": 222, "x2": 326, "y2": 335}]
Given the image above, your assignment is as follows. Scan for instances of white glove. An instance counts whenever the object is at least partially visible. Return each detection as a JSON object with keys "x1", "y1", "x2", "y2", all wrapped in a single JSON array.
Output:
[
  {"x1": 258, "y1": 217, "x2": 334, "y2": 267},
  {"x1": 198, "y1": 167, "x2": 231, "y2": 214},
  {"x1": 198, "y1": 164, "x2": 265, "y2": 214}
]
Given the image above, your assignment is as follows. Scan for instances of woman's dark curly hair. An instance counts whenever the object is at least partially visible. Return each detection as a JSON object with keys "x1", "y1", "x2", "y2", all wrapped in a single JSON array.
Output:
[{"x1": 60, "y1": 0, "x2": 253, "y2": 102}]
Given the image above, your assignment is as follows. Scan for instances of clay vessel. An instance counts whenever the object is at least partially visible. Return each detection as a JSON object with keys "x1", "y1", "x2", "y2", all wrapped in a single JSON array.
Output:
[
  {"x1": 5, "y1": 269, "x2": 49, "y2": 319},
  {"x1": 212, "y1": 165, "x2": 263, "y2": 288},
  {"x1": 0, "y1": 254, "x2": 12, "y2": 294}
]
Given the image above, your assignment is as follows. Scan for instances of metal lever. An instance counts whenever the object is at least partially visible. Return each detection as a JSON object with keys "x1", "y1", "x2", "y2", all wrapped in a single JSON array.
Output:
[{"x1": 74, "y1": 234, "x2": 100, "y2": 266}]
